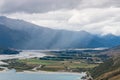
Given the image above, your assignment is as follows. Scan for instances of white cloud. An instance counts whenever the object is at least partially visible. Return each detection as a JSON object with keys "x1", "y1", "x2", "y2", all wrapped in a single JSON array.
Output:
[
  {"x1": 2, "y1": 7, "x2": 120, "y2": 35},
  {"x1": 101, "y1": 26, "x2": 117, "y2": 35},
  {"x1": 0, "y1": 0, "x2": 120, "y2": 35}
]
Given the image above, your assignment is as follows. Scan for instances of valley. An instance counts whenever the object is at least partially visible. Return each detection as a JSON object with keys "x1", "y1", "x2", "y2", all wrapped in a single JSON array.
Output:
[
  {"x1": 1, "y1": 47, "x2": 120, "y2": 80},
  {"x1": 0, "y1": 16, "x2": 120, "y2": 80},
  {"x1": 0, "y1": 47, "x2": 120, "y2": 80},
  {"x1": 0, "y1": 48, "x2": 109, "y2": 80},
  {"x1": 0, "y1": 0, "x2": 120, "y2": 80}
]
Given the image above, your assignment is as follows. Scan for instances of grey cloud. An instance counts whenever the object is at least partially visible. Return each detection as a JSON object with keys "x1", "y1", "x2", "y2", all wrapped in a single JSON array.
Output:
[
  {"x1": 79, "y1": 0, "x2": 120, "y2": 9},
  {"x1": 1, "y1": 0, "x2": 120, "y2": 35},
  {"x1": 0, "y1": 0, "x2": 120, "y2": 13},
  {"x1": 0, "y1": 0, "x2": 82, "y2": 13}
]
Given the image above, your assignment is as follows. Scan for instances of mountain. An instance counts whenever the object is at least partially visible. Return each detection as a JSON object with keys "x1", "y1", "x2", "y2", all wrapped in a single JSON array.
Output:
[
  {"x1": 0, "y1": 47, "x2": 19, "y2": 55},
  {"x1": 90, "y1": 46, "x2": 120, "y2": 80},
  {"x1": 0, "y1": 16, "x2": 120, "y2": 49},
  {"x1": 0, "y1": 24, "x2": 30, "y2": 48}
]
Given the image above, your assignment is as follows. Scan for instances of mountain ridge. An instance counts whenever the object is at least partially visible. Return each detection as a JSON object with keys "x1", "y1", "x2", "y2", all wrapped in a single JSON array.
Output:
[{"x1": 0, "y1": 16, "x2": 120, "y2": 49}]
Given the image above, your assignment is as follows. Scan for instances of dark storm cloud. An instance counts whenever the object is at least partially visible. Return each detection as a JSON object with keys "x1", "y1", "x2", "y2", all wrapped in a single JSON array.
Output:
[{"x1": 0, "y1": 0, "x2": 120, "y2": 13}]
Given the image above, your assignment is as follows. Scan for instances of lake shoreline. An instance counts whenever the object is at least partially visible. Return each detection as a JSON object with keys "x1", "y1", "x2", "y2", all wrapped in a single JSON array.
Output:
[
  {"x1": 0, "y1": 68, "x2": 86, "y2": 75},
  {"x1": 0, "y1": 69, "x2": 87, "y2": 80},
  {"x1": 23, "y1": 70, "x2": 86, "y2": 75}
]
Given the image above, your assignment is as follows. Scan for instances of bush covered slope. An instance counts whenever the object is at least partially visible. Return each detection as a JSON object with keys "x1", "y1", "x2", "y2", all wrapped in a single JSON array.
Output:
[{"x1": 90, "y1": 46, "x2": 120, "y2": 80}]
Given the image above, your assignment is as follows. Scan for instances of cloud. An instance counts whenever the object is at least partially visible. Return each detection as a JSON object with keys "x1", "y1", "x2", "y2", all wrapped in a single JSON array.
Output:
[
  {"x1": 0, "y1": 0, "x2": 82, "y2": 13},
  {"x1": 0, "y1": 0, "x2": 4, "y2": 7},
  {"x1": 0, "y1": 0, "x2": 120, "y2": 13},
  {"x1": 0, "y1": 0, "x2": 120, "y2": 35},
  {"x1": 79, "y1": 0, "x2": 120, "y2": 8},
  {"x1": 3, "y1": 7, "x2": 120, "y2": 35}
]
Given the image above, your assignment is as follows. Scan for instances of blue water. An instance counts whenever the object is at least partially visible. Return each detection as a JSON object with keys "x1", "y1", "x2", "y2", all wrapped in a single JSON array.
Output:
[{"x1": 0, "y1": 70, "x2": 85, "y2": 80}]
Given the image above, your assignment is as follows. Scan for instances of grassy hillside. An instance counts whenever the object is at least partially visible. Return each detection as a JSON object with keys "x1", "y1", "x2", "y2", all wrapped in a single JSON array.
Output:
[
  {"x1": 90, "y1": 51, "x2": 120, "y2": 80},
  {"x1": 3, "y1": 58, "x2": 98, "y2": 72}
]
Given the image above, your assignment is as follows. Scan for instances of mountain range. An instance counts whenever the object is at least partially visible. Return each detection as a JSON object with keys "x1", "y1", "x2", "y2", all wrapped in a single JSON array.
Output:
[{"x1": 0, "y1": 16, "x2": 120, "y2": 49}]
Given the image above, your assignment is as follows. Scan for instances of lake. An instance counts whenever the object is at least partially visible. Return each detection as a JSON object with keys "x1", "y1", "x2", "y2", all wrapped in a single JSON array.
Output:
[{"x1": 0, "y1": 70, "x2": 85, "y2": 80}]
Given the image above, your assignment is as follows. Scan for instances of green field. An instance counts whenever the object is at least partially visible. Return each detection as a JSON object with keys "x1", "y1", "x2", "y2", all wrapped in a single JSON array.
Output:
[
  {"x1": 1, "y1": 49, "x2": 106, "y2": 72},
  {"x1": 16, "y1": 58, "x2": 98, "y2": 72}
]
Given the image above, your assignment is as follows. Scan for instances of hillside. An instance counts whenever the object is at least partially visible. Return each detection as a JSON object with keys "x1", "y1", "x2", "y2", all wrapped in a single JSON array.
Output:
[
  {"x1": 0, "y1": 48, "x2": 19, "y2": 55},
  {"x1": 0, "y1": 24, "x2": 30, "y2": 48},
  {"x1": 90, "y1": 46, "x2": 120, "y2": 80},
  {"x1": 100, "y1": 45, "x2": 120, "y2": 56},
  {"x1": 1, "y1": 16, "x2": 120, "y2": 49}
]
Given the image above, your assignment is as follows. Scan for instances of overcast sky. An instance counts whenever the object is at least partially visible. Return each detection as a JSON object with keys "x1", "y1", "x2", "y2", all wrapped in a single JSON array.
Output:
[{"x1": 0, "y1": 0, "x2": 120, "y2": 35}]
